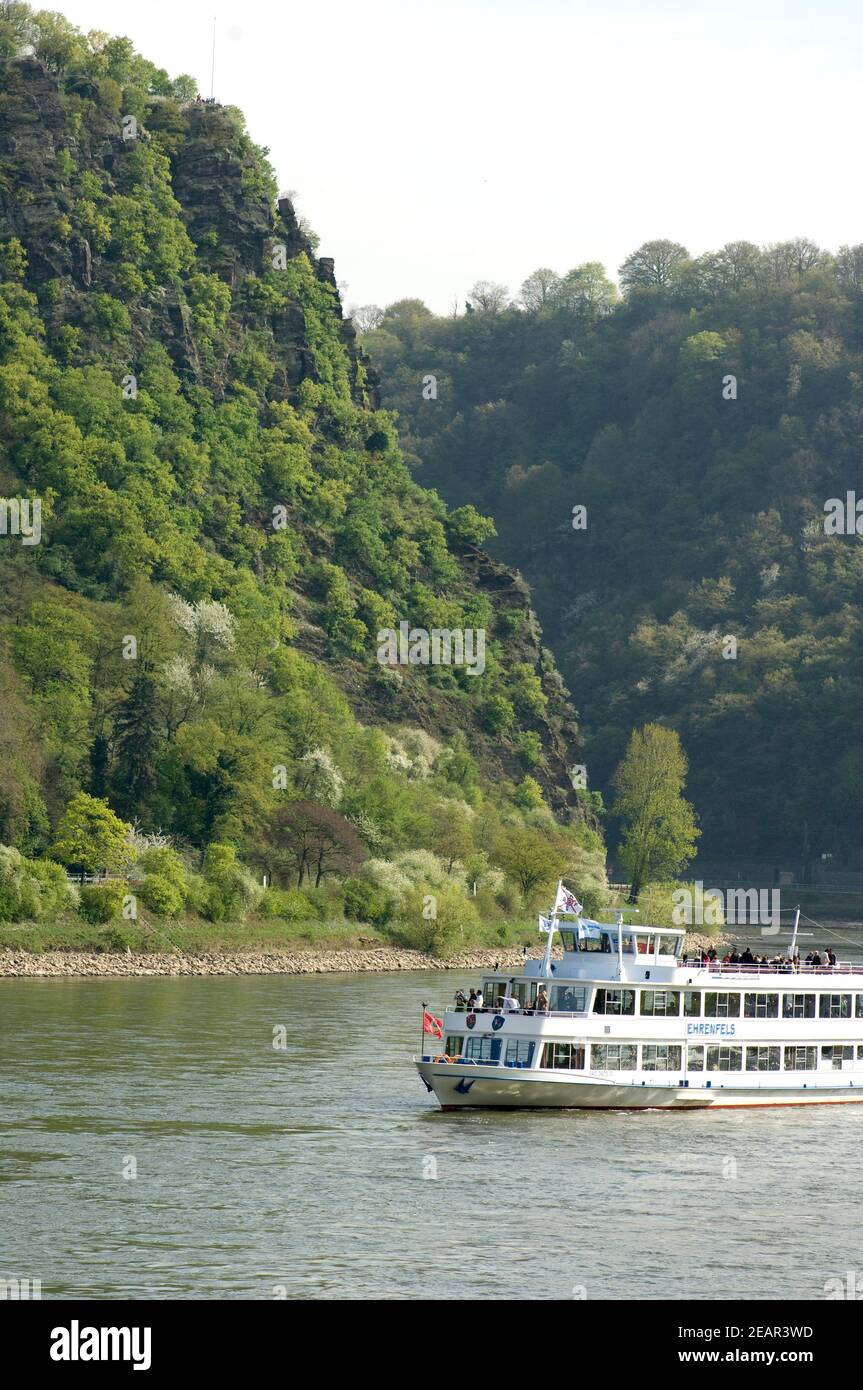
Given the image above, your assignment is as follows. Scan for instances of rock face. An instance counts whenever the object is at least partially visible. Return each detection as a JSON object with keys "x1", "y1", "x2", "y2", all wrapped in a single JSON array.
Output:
[{"x1": 0, "y1": 56, "x2": 589, "y2": 823}]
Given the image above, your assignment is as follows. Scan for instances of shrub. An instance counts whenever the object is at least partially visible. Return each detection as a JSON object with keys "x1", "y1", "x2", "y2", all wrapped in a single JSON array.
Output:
[
  {"x1": 138, "y1": 874, "x2": 183, "y2": 918},
  {"x1": 259, "y1": 888, "x2": 315, "y2": 922},
  {"x1": 394, "y1": 884, "x2": 480, "y2": 959},
  {"x1": 99, "y1": 924, "x2": 140, "y2": 952},
  {"x1": 202, "y1": 844, "x2": 263, "y2": 922},
  {"x1": 342, "y1": 876, "x2": 393, "y2": 926},
  {"x1": 514, "y1": 775, "x2": 545, "y2": 809},
  {"x1": 0, "y1": 847, "x2": 76, "y2": 921},
  {"x1": 78, "y1": 881, "x2": 127, "y2": 924},
  {"x1": 139, "y1": 846, "x2": 187, "y2": 893}
]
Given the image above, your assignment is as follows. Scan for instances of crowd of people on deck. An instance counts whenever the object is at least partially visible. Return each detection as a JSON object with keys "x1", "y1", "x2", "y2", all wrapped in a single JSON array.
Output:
[
  {"x1": 681, "y1": 945, "x2": 838, "y2": 971},
  {"x1": 452, "y1": 982, "x2": 550, "y2": 1014}
]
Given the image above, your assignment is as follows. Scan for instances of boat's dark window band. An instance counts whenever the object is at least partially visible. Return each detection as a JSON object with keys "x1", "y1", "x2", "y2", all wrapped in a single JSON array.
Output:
[
  {"x1": 445, "y1": 1036, "x2": 463, "y2": 1055},
  {"x1": 744, "y1": 992, "x2": 779, "y2": 1018},
  {"x1": 821, "y1": 1045, "x2": 854, "y2": 1068},
  {"x1": 705, "y1": 992, "x2": 741, "y2": 1018},
  {"x1": 642, "y1": 1044, "x2": 682, "y2": 1070},
  {"x1": 746, "y1": 1046, "x2": 781, "y2": 1071},
  {"x1": 591, "y1": 1044, "x2": 637, "y2": 1070},
  {"x1": 687, "y1": 1046, "x2": 705, "y2": 1070},
  {"x1": 542, "y1": 1042, "x2": 585, "y2": 1070},
  {"x1": 505, "y1": 1039, "x2": 535, "y2": 1066},
  {"x1": 550, "y1": 985, "x2": 587, "y2": 1013},
  {"x1": 464, "y1": 1036, "x2": 500, "y2": 1062},
  {"x1": 707, "y1": 1046, "x2": 743, "y2": 1071},
  {"x1": 783, "y1": 993, "x2": 816, "y2": 1018},
  {"x1": 640, "y1": 990, "x2": 680, "y2": 1017},
  {"x1": 820, "y1": 994, "x2": 852, "y2": 1018},
  {"x1": 857, "y1": 995, "x2": 863, "y2": 1018},
  {"x1": 784, "y1": 1046, "x2": 818, "y2": 1071},
  {"x1": 593, "y1": 988, "x2": 636, "y2": 1016},
  {"x1": 683, "y1": 991, "x2": 702, "y2": 1017}
]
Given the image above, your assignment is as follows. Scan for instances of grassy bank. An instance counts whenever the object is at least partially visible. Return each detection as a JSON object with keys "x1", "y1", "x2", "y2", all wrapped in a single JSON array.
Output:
[{"x1": 0, "y1": 910, "x2": 541, "y2": 956}]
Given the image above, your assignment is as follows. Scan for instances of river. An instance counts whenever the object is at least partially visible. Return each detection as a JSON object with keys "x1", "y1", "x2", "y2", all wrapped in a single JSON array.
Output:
[{"x1": 2, "y1": 967, "x2": 863, "y2": 1300}]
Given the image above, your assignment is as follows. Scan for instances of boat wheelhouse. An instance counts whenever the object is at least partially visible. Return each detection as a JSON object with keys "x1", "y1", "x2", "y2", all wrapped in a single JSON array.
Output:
[{"x1": 415, "y1": 892, "x2": 863, "y2": 1110}]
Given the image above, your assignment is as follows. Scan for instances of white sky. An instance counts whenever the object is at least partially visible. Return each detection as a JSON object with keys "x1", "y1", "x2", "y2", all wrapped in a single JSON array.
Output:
[{"x1": 52, "y1": 0, "x2": 863, "y2": 313}]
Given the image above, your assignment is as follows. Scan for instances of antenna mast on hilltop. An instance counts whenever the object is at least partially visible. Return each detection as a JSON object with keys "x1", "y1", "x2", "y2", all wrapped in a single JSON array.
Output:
[{"x1": 210, "y1": 16, "x2": 216, "y2": 100}]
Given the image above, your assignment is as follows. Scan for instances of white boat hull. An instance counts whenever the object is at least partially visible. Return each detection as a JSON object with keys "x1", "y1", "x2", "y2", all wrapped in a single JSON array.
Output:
[{"x1": 416, "y1": 1060, "x2": 863, "y2": 1110}]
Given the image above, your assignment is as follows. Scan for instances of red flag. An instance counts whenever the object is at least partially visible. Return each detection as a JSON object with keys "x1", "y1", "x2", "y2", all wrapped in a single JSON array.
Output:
[{"x1": 423, "y1": 1010, "x2": 443, "y2": 1039}]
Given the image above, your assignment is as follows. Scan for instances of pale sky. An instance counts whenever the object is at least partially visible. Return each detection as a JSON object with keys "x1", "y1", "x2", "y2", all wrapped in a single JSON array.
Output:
[{"x1": 50, "y1": 0, "x2": 863, "y2": 313}]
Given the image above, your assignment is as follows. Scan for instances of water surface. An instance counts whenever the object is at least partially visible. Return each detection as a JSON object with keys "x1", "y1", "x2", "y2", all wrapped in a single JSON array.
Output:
[{"x1": 1, "y1": 968, "x2": 862, "y2": 1299}]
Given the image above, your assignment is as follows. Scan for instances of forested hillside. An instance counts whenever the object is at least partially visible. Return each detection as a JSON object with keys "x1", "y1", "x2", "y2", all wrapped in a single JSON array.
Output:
[
  {"x1": 0, "y1": 8, "x2": 603, "y2": 949},
  {"x1": 361, "y1": 243, "x2": 863, "y2": 877}
]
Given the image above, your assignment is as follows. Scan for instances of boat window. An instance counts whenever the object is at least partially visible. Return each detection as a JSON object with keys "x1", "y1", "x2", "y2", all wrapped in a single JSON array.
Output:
[
  {"x1": 590, "y1": 1044, "x2": 637, "y2": 1070},
  {"x1": 783, "y1": 1046, "x2": 818, "y2": 1071},
  {"x1": 819, "y1": 993, "x2": 852, "y2": 1019},
  {"x1": 593, "y1": 988, "x2": 635, "y2": 1016},
  {"x1": 744, "y1": 992, "x2": 779, "y2": 1019},
  {"x1": 857, "y1": 996, "x2": 863, "y2": 1019},
  {"x1": 657, "y1": 934, "x2": 680, "y2": 956},
  {"x1": 464, "y1": 1036, "x2": 501, "y2": 1062},
  {"x1": 686, "y1": 1046, "x2": 704, "y2": 1071},
  {"x1": 641, "y1": 1045, "x2": 682, "y2": 1071},
  {"x1": 559, "y1": 929, "x2": 577, "y2": 953},
  {"x1": 542, "y1": 1042, "x2": 585, "y2": 1070},
  {"x1": 821, "y1": 1045, "x2": 854, "y2": 1069},
  {"x1": 639, "y1": 989, "x2": 680, "y2": 1017},
  {"x1": 635, "y1": 934, "x2": 654, "y2": 955},
  {"x1": 746, "y1": 1046, "x2": 780, "y2": 1071},
  {"x1": 683, "y1": 991, "x2": 702, "y2": 1017},
  {"x1": 579, "y1": 933, "x2": 606, "y2": 953},
  {"x1": 706, "y1": 1046, "x2": 742, "y2": 1072},
  {"x1": 782, "y1": 993, "x2": 816, "y2": 1019},
  {"x1": 505, "y1": 1039, "x2": 535, "y2": 1066},
  {"x1": 550, "y1": 985, "x2": 587, "y2": 1013},
  {"x1": 483, "y1": 980, "x2": 507, "y2": 1008},
  {"x1": 510, "y1": 982, "x2": 535, "y2": 1009},
  {"x1": 444, "y1": 1035, "x2": 463, "y2": 1056},
  {"x1": 705, "y1": 993, "x2": 741, "y2": 1018},
  {"x1": 858, "y1": 1046, "x2": 863, "y2": 1061},
  {"x1": 621, "y1": 932, "x2": 636, "y2": 954}
]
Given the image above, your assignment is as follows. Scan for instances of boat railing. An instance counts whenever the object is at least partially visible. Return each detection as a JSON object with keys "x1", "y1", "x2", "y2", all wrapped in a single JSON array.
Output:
[{"x1": 700, "y1": 962, "x2": 863, "y2": 977}]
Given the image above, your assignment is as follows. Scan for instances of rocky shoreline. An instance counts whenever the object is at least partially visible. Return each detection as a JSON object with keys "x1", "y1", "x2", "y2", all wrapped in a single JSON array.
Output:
[{"x1": 0, "y1": 935, "x2": 725, "y2": 979}]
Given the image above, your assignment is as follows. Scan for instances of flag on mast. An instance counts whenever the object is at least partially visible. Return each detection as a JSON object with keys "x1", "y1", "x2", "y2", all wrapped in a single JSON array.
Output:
[
  {"x1": 422, "y1": 1010, "x2": 443, "y2": 1039},
  {"x1": 552, "y1": 882, "x2": 583, "y2": 916}
]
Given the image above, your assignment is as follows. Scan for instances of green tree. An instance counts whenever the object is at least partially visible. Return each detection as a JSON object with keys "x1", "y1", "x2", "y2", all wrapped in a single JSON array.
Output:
[
  {"x1": 612, "y1": 726, "x2": 699, "y2": 899},
  {"x1": 50, "y1": 793, "x2": 134, "y2": 874},
  {"x1": 495, "y1": 826, "x2": 562, "y2": 901}
]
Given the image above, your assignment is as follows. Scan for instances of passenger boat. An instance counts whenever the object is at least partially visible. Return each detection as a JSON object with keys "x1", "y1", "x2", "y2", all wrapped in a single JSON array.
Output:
[{"x1": 415, "y1": 883, "x2": 863, "y2": 1109}]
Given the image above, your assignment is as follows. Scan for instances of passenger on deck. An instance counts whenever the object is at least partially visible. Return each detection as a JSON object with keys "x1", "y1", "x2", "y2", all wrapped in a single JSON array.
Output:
[
  {"x1": 708, "y1": 947, "x2": 718, "y2": 962},
  {"x1": 454, "y1": 989, "x2": 467, "y2": 1011},
  {"x1": 474, "y1": 988, "x2": 484, "y2": 1010},
  {"x1": 467, "y1": 989, "x2": 479, "y2": 1010},
  {"x1": 729, "y1": 948, "x2": 740, "y2": 964},
  {"x1": 810, "y1": 951, "x2": 822, "y2": 967},
  {"x1": 740, "y1": 947, "x2": 754, "y2": 964},
  {"x1": 536, "y1": 986, "x2": 549, "y2": 1013},
  {"x1": 501, "y1": 984, "x2": 521, "y2": 1012},
  {"x1": 826, "y1": 948, "x2": 837, "y2": 967}
]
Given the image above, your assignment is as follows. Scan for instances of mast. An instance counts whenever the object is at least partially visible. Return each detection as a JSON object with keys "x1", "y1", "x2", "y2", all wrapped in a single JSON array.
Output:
[
  {"x1": 541, "y1": 879, "x2": 561, "y2": 977},
  {"x1": 788, "y1": 904, "x2": 801, "y2": 964}
]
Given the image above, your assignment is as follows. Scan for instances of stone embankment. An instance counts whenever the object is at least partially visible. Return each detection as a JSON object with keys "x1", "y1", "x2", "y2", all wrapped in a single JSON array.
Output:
[{"x1": 0, "y1": 936, "x2": 722, "y2": 978}]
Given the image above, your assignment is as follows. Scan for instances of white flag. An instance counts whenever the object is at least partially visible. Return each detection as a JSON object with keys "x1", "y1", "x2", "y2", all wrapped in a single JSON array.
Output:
[
  {"x1": 538, "y1": 915, "x2": 554, "y2": 933},
  {"x1": 553, "y1": 882, "x2": 583, "y2": 916}
]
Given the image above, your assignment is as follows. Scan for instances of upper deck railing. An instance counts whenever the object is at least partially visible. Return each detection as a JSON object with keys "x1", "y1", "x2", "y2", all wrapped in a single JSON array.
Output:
[{"x1": 700, "y1": 961, "x2": 863, "y2": 977}]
